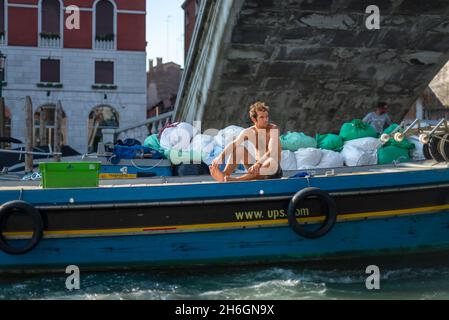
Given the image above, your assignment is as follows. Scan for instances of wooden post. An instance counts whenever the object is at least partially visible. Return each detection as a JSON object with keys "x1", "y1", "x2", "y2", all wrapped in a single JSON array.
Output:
[
  {"x1": 39, "y1": 107, "x2": 47, "y2": 146},
  {"x1": 54, "y1": 101, "x2": 62, "y2": 162},
  {"x1": 25, "y1": 96, "x2": 34, "y2": 173},
  {"x1": 0, "y1": 97, "x2": 5, "y2": 149}
]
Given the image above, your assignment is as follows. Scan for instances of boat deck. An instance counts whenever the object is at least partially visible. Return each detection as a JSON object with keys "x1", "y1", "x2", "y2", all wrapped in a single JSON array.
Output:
[{"x1": 0, "y1": 160, "x2": 447, "y2": 191}]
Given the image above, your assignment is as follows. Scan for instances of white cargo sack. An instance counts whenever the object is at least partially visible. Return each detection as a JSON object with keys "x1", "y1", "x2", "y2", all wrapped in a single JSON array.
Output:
[
  {"x1": 316, "y1": 150, "x2": 344, "y2": 169},
  {"x1": 280, "y1": 151, "x2": 297, "y2": 171},
  {"x1": 341, "y1": 144, "x2": 378, "y2": 167},
  {"x1": 160, "y1": 122, "x2": 198, "y2": 151},
  {"x1": 344, "y1": 137, "x2": 382, "y2": 152},
  {"x1": 295, "y1": 148, "x2": 322, "y2": 170},
  {"x1": 408, "y1": 136, "x2": 425, "y2": 161},
  {"x1": 190, "y1": 134, "x2": 215, "y2": 155},
  {"x1": 214, "y1": 126, "x2": 245, "y2": 149}
]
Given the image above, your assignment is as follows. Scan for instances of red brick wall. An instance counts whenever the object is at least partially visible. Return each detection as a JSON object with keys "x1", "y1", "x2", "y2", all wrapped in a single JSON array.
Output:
[{"x1": 6, "y1": 0, "x2": 146, "y2": 51}]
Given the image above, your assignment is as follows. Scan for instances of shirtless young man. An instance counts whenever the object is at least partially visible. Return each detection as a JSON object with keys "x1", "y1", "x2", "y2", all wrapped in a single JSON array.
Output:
[{"x1": 209, "y1": 102, "x2": 283, "y2": 182}]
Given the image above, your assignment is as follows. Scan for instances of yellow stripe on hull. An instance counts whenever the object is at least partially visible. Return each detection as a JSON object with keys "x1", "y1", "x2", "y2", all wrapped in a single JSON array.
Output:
[{"x1": 5, "y1": 203, "x2": 449, "y2": 240}]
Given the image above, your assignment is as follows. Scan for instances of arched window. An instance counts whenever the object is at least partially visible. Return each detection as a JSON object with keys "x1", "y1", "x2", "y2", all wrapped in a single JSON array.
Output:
[
  {"x1": 95, "y1": 0, "x2": 114, "y2": 41},
  {"x1": 34, "y1": 104, "x2": 67, "y2": 147},
  {"x1": 41, "y1": 0, "x2": 61, "y2": 36},
  {"x1": 88, "y1": 105, "x2": 119, "y2": 153}
]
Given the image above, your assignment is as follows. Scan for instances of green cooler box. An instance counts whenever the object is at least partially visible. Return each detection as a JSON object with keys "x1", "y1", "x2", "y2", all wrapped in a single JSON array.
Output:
[{"x1": 39, "y1": 162, "x2": 101, "y2": 189}]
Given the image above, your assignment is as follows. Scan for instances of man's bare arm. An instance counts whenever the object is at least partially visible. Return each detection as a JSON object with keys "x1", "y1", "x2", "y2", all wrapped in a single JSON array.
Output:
[
  {"x1": 256, "y1": 126, "x2": 280, "y2": 166},
  {"x1": 215, "y1": 129, "x2": 249, "y2": 163}
]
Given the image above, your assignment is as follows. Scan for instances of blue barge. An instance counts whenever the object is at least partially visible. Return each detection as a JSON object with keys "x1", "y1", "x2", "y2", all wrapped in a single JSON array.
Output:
[{"x1": 1, "y1": 161, "x2": 449, "y2": 273}]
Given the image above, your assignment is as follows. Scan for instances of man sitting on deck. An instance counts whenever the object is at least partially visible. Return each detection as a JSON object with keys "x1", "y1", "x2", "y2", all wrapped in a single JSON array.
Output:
[{"x1": 210, "y1": 102, "x2": 283, "y2": 182}]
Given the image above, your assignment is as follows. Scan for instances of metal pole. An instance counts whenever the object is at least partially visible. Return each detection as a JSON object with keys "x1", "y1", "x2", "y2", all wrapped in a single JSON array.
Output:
[
  {"x1": 54, "y1": 101, "x2": 62, "y2": 162},
  {"x1": 25, "y1": 96, "x2": 34, "y2": 173},
  {"x1": 39, "y1": 107, "x2": 47, "y2": 146}
]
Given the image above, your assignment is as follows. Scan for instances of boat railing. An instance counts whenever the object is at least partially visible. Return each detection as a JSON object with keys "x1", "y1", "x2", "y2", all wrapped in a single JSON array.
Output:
[{"x1": 102, "y1": 112, "x2": 175, "y2": 145}]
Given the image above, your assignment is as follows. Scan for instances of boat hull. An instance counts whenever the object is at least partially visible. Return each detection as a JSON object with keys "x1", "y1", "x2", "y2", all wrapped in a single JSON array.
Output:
[{"x1": 2, "y1": 163, "x2": 449, "y2": 273}]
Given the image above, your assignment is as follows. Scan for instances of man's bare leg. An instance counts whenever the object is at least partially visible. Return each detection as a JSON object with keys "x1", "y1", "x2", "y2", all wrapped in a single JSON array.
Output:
[
  {"x1": 210, "y1": 146, "x2": 253, "y2": 182},
  {"x1": 225, "y1": 173, "x2": 260, "y2": 182},
  {"x1": 210, "y1": 165, "x2": 226, "y2": 182},
  {"x1": 225, "y1": 158, "x2": 279, "y2": 182}
]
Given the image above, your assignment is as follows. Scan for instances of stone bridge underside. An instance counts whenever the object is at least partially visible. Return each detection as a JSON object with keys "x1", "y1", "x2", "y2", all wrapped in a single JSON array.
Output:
[{"x1": 177, "y1": 0, "x2": 449, "y2": 134}]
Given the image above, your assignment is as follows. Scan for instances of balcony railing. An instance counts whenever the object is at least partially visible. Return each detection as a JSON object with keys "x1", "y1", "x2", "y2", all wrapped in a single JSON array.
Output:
[
  {"x1": 102, "y1": 112, "x2": 175, "y2": 145},
  {"x1": 40, "y1": 35, "x2": 61, "y2": 48},
  {"x1": 95, "y1": 34, "x2": 116, "y2": 50}
]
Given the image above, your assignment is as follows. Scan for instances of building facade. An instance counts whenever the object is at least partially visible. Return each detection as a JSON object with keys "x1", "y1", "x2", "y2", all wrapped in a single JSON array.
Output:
[
  {"x1": 1, "y1": 0, "x2": 147, "y2": 153},
  {"x1": 182, "y1": 0, "x2": 200, "y2": 60},
  {"x1": 147, "y1": 57, "x2": 182, "y2": 118}
]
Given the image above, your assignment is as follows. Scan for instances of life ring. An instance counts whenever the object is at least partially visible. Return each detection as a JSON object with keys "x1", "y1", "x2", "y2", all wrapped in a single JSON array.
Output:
[
  {"x1": 287, "y1": 188, "x2": 337, "y2": 239},
  {"x1": 0, "y1": 201, "x2": 43, "y2": 255}
]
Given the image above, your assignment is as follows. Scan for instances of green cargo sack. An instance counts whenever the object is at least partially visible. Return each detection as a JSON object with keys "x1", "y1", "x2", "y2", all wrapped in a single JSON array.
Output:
[
  {"x1": 316, "y1": 134, "x2": 344, "y2": 152},
  {"x1": 383, "y1": 124, "x2": 415, "y2": 150},
  {"x1": 144, "y1": 134, "x2": 165, "y2": 154},
  {"x1": 280, "y1": 132, "x2": 317, "y2": 152},
  {"x1": 339, "y1": 119, "x2": 378, "y2": 142},
  {"x1": 378, "y1": 146, "x2": 410, "y2": 165}
]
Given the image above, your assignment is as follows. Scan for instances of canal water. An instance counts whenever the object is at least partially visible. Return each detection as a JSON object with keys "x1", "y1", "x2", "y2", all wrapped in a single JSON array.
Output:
[{"x1": 1, "y1": 265, "x2": 449, "y2": 300}]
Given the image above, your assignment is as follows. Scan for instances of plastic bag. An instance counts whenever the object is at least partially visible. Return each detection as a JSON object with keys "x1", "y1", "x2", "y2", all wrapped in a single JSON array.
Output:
[
  {"x1": 316, "y1": 150, "x2": 344, "y2": 169},
  {"x1": 281, "y1": 132, "x2": 317, "y2": 152},
  {"x1": 280, "y1": 150, "x2": 297, "y2": 171},
  {"x1": 295, "y1": 148, "x2": 322, "y2": 170},
  {"x1": 160, "y1": 122, "x2": 198, "y2": 151},
  {"x1": 341, "y1": 144, "x2": 378, "y2": 167},
  {"x1": 340, "y1": 119, "x2": 378, "y2": 142},
  {"x1": 378, "y1": 146, "x2": 410, "y2": 165},
  {"x1": 316, "y1": 134, "x2": 344, "y2": 152},
  {"x1": 214, "y1": 126, "x2": 245, "y2": 149}
]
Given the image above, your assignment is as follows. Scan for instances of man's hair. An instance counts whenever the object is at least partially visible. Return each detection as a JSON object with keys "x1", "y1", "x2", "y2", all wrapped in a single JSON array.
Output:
[
  {"x1": 378, "y1": 102, "x2": 388, "y2": 109},
  {"x1": 249, "y1": 101, "x2": 270, "y2": 119}
]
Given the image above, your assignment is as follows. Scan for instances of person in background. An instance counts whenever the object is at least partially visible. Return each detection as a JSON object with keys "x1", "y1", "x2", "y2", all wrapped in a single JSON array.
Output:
[{"x1": 363, "y1": 102, "x2": 392, "y2": 135}]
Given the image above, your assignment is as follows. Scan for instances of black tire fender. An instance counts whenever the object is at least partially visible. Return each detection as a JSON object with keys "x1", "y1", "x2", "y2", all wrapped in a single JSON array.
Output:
[
  {"x1": 287, "y1": 188, "x2": 337, "y2": 239},
  {"x1": 0, "y1": 201, "x2": 43, "y2": 255}
]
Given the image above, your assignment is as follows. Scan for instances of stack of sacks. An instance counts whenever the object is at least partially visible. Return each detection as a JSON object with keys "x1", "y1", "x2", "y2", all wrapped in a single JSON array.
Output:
[
  {"x1": 295, "y1": 148, "x2": 322, "y2": 170},
  {"x1": 408, "y1": 136, "x2": 425, "y2": 161},
  {"x1": 316, "y1": 134, "x2": 344, "y2": 152},
  {"x1": 190, "y1": 134, "x2": 216, "y2": 164},
  {"x1": 341, "y1": 137, "x2": 381, "y2": 167},
  {"x1": 214, "y1": 126, "x2": 245, "y2": 149},
  {"x1": 203, "y1": 145, "x2": 224, "y2": 166},
  {"x1": 159, "y1": 122, "x2": 200, "y2": 164},
  {"x1": 377, "y1": 124, "x2": 414, "y2": 165},
  {"x1": 143, "y1": 134, "x2": 165, "y2": 155},
  {"x1": 280, "y1": 150, "x2": 297, "y2": 171},
  {"x1": 160, "y1": 122, "x2": 199, "y2": 151},
  {"x1": 316, "y1": 150, "x2": 344, "y2": 169},
  {"x1": 281, "y1": 132, "x2": 317, "y2": 152},
  {"x1": 340, "y1": 119, "x2": 378, "y2": 142}
]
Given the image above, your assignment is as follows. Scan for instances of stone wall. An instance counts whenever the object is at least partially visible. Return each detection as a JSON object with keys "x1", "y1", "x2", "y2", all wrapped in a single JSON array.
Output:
[{"x1": 177, "y1": 0, "x2": 449, "y2": 135}]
